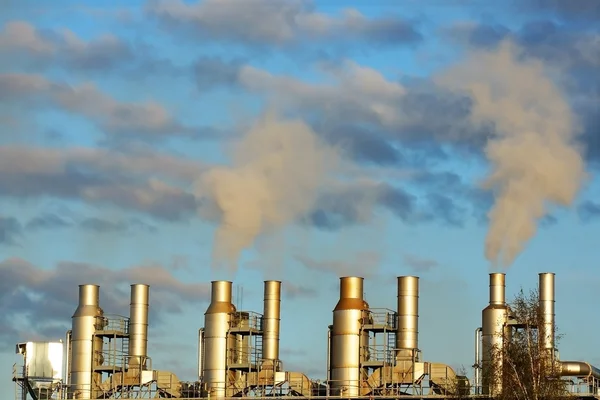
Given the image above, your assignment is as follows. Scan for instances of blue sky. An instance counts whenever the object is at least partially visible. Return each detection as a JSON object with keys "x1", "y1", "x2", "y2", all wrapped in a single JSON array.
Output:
[{"x1": 1, "y1": 0, "x2": 599, "y2": 387}]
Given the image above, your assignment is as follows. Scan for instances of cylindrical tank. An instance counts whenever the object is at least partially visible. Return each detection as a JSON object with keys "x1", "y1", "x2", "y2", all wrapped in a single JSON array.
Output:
[
  {"x1": 70, "y1": 284, "x2": 104, "y2": 399},
  {"x1": 203, "y1": 281, "x2": 236, "y2": 398},
  {"x1": 481, "y1": 273, "x2": 509, "y2": 396},
  {"x1": 396, "y1": 276, "x2": 419, "y2": 360},
  {"x1": 330, "y1": 276, "x2": 368, "y2": 398},
  {"x1": 262, "y1": 280, "x2": 281, "y2": 369},
  {"x1": 539, "y1": 273, "x2": 555, "y2": 360},
  {"x1": 129, "y1": 284, "x2": 150, "y2": 369}
]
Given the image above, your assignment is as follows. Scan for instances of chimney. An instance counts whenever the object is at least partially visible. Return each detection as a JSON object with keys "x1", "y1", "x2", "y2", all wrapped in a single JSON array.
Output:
[
  {"x1": 262, "y1": 281, "x2": 281, "y2": 370},
  {"x1": 539, "y1": 272, "x2": 555, "y2": 359},
  {"x1": 396, "y1": 276, "x2": 419, "y2": 360},
  {"x1": 128, "y1": 284, "x2": 149, "y2": 370}
]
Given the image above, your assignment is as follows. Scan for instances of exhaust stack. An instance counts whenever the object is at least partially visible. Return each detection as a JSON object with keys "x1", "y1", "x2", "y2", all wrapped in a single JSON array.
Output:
[
  {"x1": 129, "y1": 284, "x2": 149, "y2": 370},
  {"x1": 481, "y1": 273, "x2": 509, "y2": 396},
  {"x1": 203, "y1": 281, "x2": 235, "y2": 398},
  {"x1": 538, "y1": 273, "x2": 555, "y2": 360},
  {"x1": 396, "y1": 276, "x2": 419, "y2": 360},
  {"x1": 70, "y1": 284, "x2": 104, "y2": 399},
  {"x1": 330, "y1": 276, "x2": 367, "y2": 398},
  {"x1": 262, "y1": 280, "x2": 282, "y2": 370}
]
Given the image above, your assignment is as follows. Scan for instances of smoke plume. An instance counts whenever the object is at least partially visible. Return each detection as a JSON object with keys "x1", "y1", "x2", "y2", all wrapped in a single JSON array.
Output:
[
  {"x1": 194, "y1": 111, "x2": 340, "y2": 274},
  {"x1": 438, "y1": 41, "x2": 586, "y2": 268}
]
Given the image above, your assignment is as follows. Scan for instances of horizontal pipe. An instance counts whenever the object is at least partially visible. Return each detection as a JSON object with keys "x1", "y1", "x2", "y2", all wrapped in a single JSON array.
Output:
[{"x1": 560, "y1": 361, "x2": 600, "y2": 380}]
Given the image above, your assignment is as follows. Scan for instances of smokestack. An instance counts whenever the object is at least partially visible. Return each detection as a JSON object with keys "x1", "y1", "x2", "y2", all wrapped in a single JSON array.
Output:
[
  {"x1": 330, "y1": 277, "x2": 367, "y2": 398},
  {"x1": 481, "y1": 273, "x2": 509, "y2": 396},
  {"x1": 396, "y1": 276, "x2": 419, "y2": 360},
  {"x1": 70, "y1": 284, "x2": 103, "y2": 399},
  {"x1": 128, "y1": 284, "x2": 149, "y2": 370},
  {"x1": 203, "y1": 281, "x2": 235, "y2": 398},
  {"x1": 262, "y1": 281, "x2": 281, "y2": 369},
  {"x1": 539, "y1": 273, "x2": 555, "y2": 359}
]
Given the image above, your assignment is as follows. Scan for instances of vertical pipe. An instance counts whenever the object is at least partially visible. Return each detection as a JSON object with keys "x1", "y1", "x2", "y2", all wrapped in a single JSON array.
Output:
[
  {"x1": 539, "y1": 273, "x2": 555, "y2": 360},
  {"x1": 481, "y1": 273, "x2": 508, "y2": 396},
  {"x1": 71, "y1": 284, "x2": 103, "y2": 399},
  {"x1": 65, "y1": 330, "x2": 72, "y2": 389},
  {"x1": 330, "y1": 276, "x2": 366, "y2": 398},
  {"x1": 474, "y1": 327, "x2": 482, "y2": 395},
  {"x1": 198, "y1": 328, "x2": 205, "y2": 381},
  {"x1": 128, "y1": 284, "x2": 150, "y2": 370},
  {"x1": 396, "y1": 276, "x2": 419, "y2": 360},
  {"x1": 262, "y1": 280, "x2": 281, "y2": 370},
  {"x1": 203, "y1": 281, "x2": 235, "y2": 399}
]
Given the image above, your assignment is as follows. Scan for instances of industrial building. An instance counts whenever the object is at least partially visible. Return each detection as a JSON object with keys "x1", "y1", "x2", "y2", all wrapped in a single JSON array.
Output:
[{"x1": 12, "y1": 273, "x2": 600, "y2": 399}]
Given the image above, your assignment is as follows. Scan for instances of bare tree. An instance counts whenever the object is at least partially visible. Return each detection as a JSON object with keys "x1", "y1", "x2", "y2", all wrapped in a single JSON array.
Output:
[{"x1": 486, "y1": 288, "x2": 569, "y2": 400}]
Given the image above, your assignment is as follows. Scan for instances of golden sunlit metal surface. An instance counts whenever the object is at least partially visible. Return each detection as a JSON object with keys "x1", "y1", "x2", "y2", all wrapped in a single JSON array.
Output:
[
  {"x1": 397, "y1": 276, "x2": 419, "y2": 360},
  {"x1": 129, "y1": 284, "x2": 150, "y2": 369},
  {"x1": 262, "y1": 280, "x2": 281, "y2": 366}
]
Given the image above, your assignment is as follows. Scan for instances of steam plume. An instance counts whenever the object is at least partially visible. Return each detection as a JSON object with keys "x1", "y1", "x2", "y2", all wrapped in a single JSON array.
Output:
[
  {"x1": 194, "y1": 112, "x2": 340, "y2": 274},
  {"x1": 438, "y1": 41, "x2": 586, "y2": 268}
]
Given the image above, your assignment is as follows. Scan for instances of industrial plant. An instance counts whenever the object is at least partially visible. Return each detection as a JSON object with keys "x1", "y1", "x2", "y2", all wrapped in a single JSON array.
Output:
[{"x1": 12, "y1": 273, "x2": 600, "y2": 399}]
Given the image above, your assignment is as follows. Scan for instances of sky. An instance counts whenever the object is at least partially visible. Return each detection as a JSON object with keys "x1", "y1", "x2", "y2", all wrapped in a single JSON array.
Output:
[{"x1": 1, "y1": 0, "x2": 599, "y2": 390}]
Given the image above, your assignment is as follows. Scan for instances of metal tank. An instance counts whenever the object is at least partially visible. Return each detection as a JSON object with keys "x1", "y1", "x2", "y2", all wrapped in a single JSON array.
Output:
[
  {"x1": 481, "y1": 273, "x2": 510, "y2": 396},
  {"x1": 203, "y1": 281, "x2": 236, "y2": 398},
  {"x1": 262, "y1": 280, "x2": 281, "y2": 370},
  {"x1": 538, "y1": 273, "x2": 555, "y2": 360},
  {"x1": 70, "y1": 284, "x2": 104, "y2": 399},
  {"x1": 396, "y1": 276, "x2": 419, "y2": 361},
  {"x1": 129, "y1": 284, "x2": 150, "y2": 370},
  {"x1": 330, "y1": 276, "x2": 368, "y2": 398}
]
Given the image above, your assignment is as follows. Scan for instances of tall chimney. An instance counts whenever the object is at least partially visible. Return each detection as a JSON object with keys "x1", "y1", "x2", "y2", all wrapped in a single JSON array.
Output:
[
  {"x1": 71, "y1": 284, "x2": 103, "y2": 399},
  {"x1": 330, "y1": 276, "x2": 367, "y2": 398},
  {"x1": 203, "y1": 281, "x2": 235, "y2": 399},
  {"x1": 396, "y1": 276, "x2": 419, "y2": 360},
  {"x1": 481, "y1": 273, "x2": 509, "y2": 396},
  {"x1": 262, "y1": 280, "x2": 281, "y2": 369},
  {"x1": 128, "y1": 284, "x2": 149, "y2": 370},
  {"x1": 539, "y1": 273, "x2": 555, "y2": 359}
]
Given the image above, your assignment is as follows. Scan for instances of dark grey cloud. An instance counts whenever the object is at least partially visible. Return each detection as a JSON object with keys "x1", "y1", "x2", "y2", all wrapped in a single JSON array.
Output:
[
  {"x1": 518, "y1": 0, "x2": 600, "y2": 22},
  {"x1": 194, "y1": 56, "x2": 245, "y2": 90},
  {"x1": 146, "y1": 0, "x2": 422, "y2": 49},
  {"x1": 0, "y1": 147, "x2": 203, "y2": 221},
  {"x1": 294, "y1": 251, "x2": 381, "y2": 277},
  {"x1": 0, "y1": 217, "x2": 21, "y2": 245},
  {"x1": 0, "y1": 20, "x2": 179, "y2": 77},
  {"x1": 402, "y1": 254, "x2": 439, "y2": 272},
  {"x1": 0, "y1": 257, "x2": 210, "y2": 349},
  {"x1": 0, "y1": 73, "x2": 202, "y2": 140},
  {"x1": 283, "y1": 282, "x2": 317, "y2": 299},
  {"x1": 578, "y1": 201, "x2": 600, "y2": 221},
  {"x1": 26, "y1": 213, "x2": 72, "y2": 230}
]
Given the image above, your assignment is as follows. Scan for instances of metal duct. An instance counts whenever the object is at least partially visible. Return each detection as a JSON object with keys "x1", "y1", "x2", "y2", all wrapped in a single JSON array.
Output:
[
  {"x1": 70, "y1": 284, "x2": 104, "y2": 399},
  {"x1": 396, "y1": 276, "x2": 419, "y2": 360},
  {"x1": 128, "y1": 284, "x2": 149, "y2": 369},
  {"x1": 262, "y1": 280, "x2": 281, "y2": 369},
  {"x1": 203, "y1": 281, "x2": 235, "y2": 398},
  {"x1": 538, "y1": 273, "x2": 555, "y2": 359},
  {"x1": 330, "y1": 276, "x2": 367, "y2": 398},
  {"x1": 481, "y1": 273, "x2": 509, "y2": 396}
]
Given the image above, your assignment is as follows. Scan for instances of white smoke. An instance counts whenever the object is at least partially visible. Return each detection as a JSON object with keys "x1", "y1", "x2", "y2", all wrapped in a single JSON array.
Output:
[
  {"x1": 194, "y1": 111, "x2": 340, "y2": 274},
  {"x1": 437, "y1": 40, "x2": 587, "y2": 268}
]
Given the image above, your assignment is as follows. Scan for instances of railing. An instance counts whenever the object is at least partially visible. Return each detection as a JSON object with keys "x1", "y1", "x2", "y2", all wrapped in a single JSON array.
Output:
[
  {"x1": 98, "y1": 314, "x2": 130, "y2": 334},
  {"x1": 231, "y1": 311, "x2": 263, "y2": 332},
  {"x1": 367, "y1": 308, "x2": 398, "y2": 329}
]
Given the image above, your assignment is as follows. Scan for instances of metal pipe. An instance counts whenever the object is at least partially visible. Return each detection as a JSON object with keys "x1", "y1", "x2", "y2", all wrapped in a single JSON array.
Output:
[
  {"x1": 203, "y1": 281, "x2": 235, "y2": 399},
  {"x1": 128, "y1": 284, "x2": 150, "y2": 370},
  {"x1": 326, "y1": 325, "x2": 332, "y2": 384},
  {"x1": 198, "y1": 328, "x2": 204, "y2": 381},
  {"x1": 262, "y1": 280, "x2": 281, "y2": 369},
  {"x1": 330, "y1": 276, "x2": 367, "y2": 398},
  {"x1": 560, "y1": 361, "x2": 600, "y2": 379},
  {"x1": 481, "y1": 273, "x2": 508, "y2": 396},
  {"x1": 474, "y1": 327, "x2": 482, "y2": 395},
  {"x1": 538, "y1": 272, "x2": 555, "y2": 360},
  {"x1": 65, "y1": 330, "x2": 72, "y2": 388},
  {"x1": 396, "y1": 276, "x2": 419, "y2": 360},
  {"x1": 71, "y1": 284, "x2": 103, "y2": 399}
]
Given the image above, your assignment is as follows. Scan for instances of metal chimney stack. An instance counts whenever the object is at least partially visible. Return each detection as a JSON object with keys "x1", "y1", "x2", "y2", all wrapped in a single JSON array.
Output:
[
  {"x1": 330, "y1": 276, "x2": 367, "y2": 398},
  {"x1": 262, "y1": 280, "x2": 281, "y2": 370},
  {"x1": 203, "y1": 281, "x2": 235, "y2": 399},
  {"x1": 539, "y1": 273, "x2": 555, "y2": 360},
  {"x1": 128, "y1": 284, "x2": 149, "y2": 370},
  {"x1": 396, "y1": 276, "x2": 419, "y2": 360},
  {"x1": 70, "y1": 284, "x2": 104, "y2": 399},
  {"x1": 481, "y1": 273, "x2": 509, "y2": 396}
]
